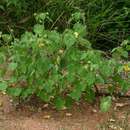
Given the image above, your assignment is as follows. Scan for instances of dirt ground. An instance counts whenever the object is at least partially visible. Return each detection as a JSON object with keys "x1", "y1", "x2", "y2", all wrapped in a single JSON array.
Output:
[{"x1": 0, "y1": 93, "x2": 130, "y2": 130}]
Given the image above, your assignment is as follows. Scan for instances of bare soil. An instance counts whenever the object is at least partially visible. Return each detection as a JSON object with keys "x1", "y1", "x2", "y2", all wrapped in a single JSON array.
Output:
[{"x1": 0, "y1": 93, "x2": 130, "y2": 130}]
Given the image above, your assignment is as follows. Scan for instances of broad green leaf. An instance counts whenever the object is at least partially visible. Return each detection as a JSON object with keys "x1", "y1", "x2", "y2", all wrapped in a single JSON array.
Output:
[
  {"x1": 0, "y1": 53, "x2": 6, "y2": 64},
  {"x1": 85, "y1": 89, "x2": 95, "y2": 103},
  {"x1": 78, "y1": 37, "x2": 91, "y2": 49},
  {"x1": 71, "y1": 12, "x2": 83, "y2": 21},
  {"x1": 121, "y1": 50, "x2": 128, "y2": 58},
  {"x1": 21, "y1": 88, "x2": 34, "y2": 99},
  {"x1": 0, "y1": 5, "x2": 5, "y2": 11},
  {"x1": 112, "y1": 47, "x2": 128, "y2": 58},
  {"x1": 96, "y1": 75, "x2": 105, "y2": 84},
  {"x1": 21, "y1": 32, "x2": 34, "y2": 43},
  {"x1": 80, "y1": 52, "x2": 87, "y2": 60},
  {"x1": 7, "y1": 88, "x2": 22, "y2": 97},
  {"x1": 44, "y1": 80, "x2": 54, "y2": 93},
  {"x1": 86, "y1": 50, "x2": 101, "y2": 64},
  {"x1": 86, "y1": 72, "x2": 95, "y2": 86},
  {"x1": 69, "y1": 87, "x2": 82, "y2": 101},
  {"x1": 100, "y1": 62, "x2": 113, "y2": 78},
  {"x1": 100, "y1": 96, "x2": 112, "y2": 112},
  {"x1": 54, "y1": 97, "x2": 65, "y2": 110},
  {"x1": 47, "y1": 30, "x2": 61, "y2": 43},
  {"x1": 126, "y1": 45, "x2": 130, "y2": 50},
  {"x1": 119, "y1": 79, "x2": 130, "y2": 93},
  {"x1": 34, "y1": 12, "x2": 48, "y2": 23},
  {"x1": 8, "y1": 62, "x2": 17, "y2": 70},
  {"x1": 65, "y1": 96, "x2": 73, "y2": 108},
  {"x1": 0, "y1": 82, "x2": 8, "y2": 91},
  {"x1": 73, "y1": 23, "x2": 86, "y2": 37},
  {"x1": 33, "y1": 24, "x2": 44, "y2": 36},
  {"x1": 63, "y1": 30, "x2": 76, "y2": 49},
  {"x1": 9, "y1": 77, "x2": 17, "y2": 84},
  {"x1": 37, "y1": 91, "x2": 50, "y2": 102},
  {"x1": 2, "y1": 34, "x2": 12, "y2": 43}
]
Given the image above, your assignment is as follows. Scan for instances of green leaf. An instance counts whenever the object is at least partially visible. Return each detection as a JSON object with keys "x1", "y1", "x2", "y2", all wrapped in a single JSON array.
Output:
[
  {"x1": 100, "y1": 63, "x2": 113, "y2": 78},
  {"x1": 71, "y1": 12, "x2": 83, "y2": 21},
  {"x1": 0, "y1": 5, "x2": 5, "y2": 11},
  {"x1": 9, "y1": 77, "x2": 17, "y2": 84},
  {"x1": 78, "y1": 37, "x2": 91, "y2": 49},
  {"x1": 119, "y1": 80, "x2": 130, "y2": 93},
  {"x1": 121, "y1": 50, "x2": 128, "y2": 58},
  {"x1": 126, "y1": 45, "x2": 130, "y2": 50},
  {"x1": 63, "y1": 30, "x2": 76, "y2": 49},
  {"x1": 7, "y1": 88, "x2": 22, "y2": 97},
  {"x1": 100, "y1": 96, "x2": 112, "y2": 112},
  {"x1": 21, "y1": 88, "x2": 34, "y2": 99},
  {"x1": 0, "y1": 82, "x2": 8, "y2": 91},
  {"x1": 54, "y1": 97, "x2": 65, "y2": 110},
  {"x1": 86, "y1": 72, "x2": 95, "y2": 86},
  {"x1": 44, "y1": 80, "x2": 54, "y2": 93},
  {"x1": 112, "y1": 47, "x2": 128, "y2": 58},
  {"x1": 37, "y1": 91, "x2": 50, "y2": 102},
  {"x1": 113, "y1": 75, "x2": 129, "y2": 93},
  {"x1": 69, "y1": 86, "x2": 82, "y2": 101},
  {"x1": 65, "y1": 96, "x2": 73, "y2": 108},
  {"x1": 73, "y1": 23, "x2": 86, "y2": 37},
  {"x1": 33, "y1": 24, "x2": 44, "y2": 36},
  {"x1": 47, "y1": 30, "x2": 61, "y2": 43},
  {"x1": 34, "y1": 12, "x2": 48, "y2": 23},
  {"x1": 2, "y1": 34, "x2": 12, "y2": 43},
  {"x1": 85, "y1": 89, "x2": 95, "y2": 103},
  {"x1": 0, "y1": 53, "x2": 6, "y2": 64},
  {"x1": 96, "y1": 75, "x2": 105, "y2": 84},
  {"x1": 8, "y1": 62, "x2": 17, "y2": 70}
]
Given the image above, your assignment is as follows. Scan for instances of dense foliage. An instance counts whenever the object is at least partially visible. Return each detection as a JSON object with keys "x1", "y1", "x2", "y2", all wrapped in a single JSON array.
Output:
[
  {"x1": 0, "y1": 13, "x2": 130, "y2": 111},
  {"x1": 1, "y1": 0, "x2": 130, "y2": 50}
]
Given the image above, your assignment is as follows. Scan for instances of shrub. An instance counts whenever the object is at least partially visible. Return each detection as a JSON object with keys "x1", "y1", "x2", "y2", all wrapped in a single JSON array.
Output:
[{"x1": 0, "y1": 13, "x2": 130, "y2": 110}]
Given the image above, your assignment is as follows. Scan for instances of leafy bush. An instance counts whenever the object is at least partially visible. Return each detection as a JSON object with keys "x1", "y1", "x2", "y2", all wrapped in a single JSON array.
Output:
[{"x1": 0, "y1": 13, "x2": 130, "y2": 110}]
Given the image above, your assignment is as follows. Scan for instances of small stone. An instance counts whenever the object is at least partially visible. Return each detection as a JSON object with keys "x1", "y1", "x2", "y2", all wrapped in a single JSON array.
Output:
[
  {"x1": 92, "y1": 109, "x2": 97, "y2": 113},
  {"x1": 74, "y1": 32, "x2": 79, "y2": 38},
  {"x1": 109, "y1": 118, "x2": 116, "y2": 122},
  {"x1": 2, "y1": 92, "x2": 6, "y2": 95},
  {"x1": 65, "y1": 113, "x2": 72, "y2": 117},
  {"x1": 43, "y1": 115, "x2": 51, "y2": 119},
  {"x1": 119, "y1": 127, "x2": 123, "y2": 130},
  {"x1": 59, "y1": 49, "x2": 64, "y2": 54},
  {"x1": 62, "y1": 107, "x2": 67, "y2": 110},
  {"x1": 109, "y1": 125, "x2": 117, "y2": 129},
  {"x1": 43, "y1": 104, "x2": 49, "y2": 108},
  {"x1": 9, "y1": 99, "x2": 13, "y2": 103},
  {"x1": 112, "y1": 96, "x2": 116, "y2": 101}
]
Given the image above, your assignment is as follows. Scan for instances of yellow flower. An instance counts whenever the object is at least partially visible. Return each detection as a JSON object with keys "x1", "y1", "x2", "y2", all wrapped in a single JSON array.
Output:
[
  {"x1": 38, "y1": 43, "x2": 44, "y2": 48},
  {"x1": 123, "y1": 64, "x2": 130, "y2": 72},
  {"x1": 74, "y1": 32, "x2": 79, "y2": 38},
  {"x1": 58, "y1": 49, "x2": 64, "y2": 54}
]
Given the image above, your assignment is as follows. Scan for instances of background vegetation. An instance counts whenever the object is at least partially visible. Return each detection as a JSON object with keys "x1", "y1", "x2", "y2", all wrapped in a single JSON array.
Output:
[{"x1": 1, "y1": 0, "x2": 130, "y2": 50}]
